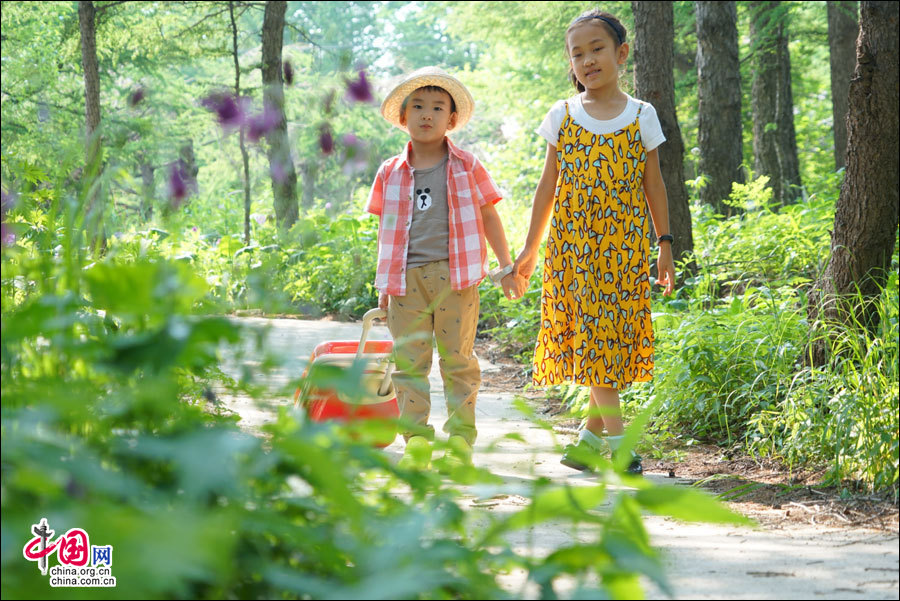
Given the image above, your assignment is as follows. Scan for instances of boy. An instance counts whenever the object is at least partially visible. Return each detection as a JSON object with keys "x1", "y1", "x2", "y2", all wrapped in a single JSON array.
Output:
[{"x1": 366, "y1": 67, "x2": 524, "y2": 470}]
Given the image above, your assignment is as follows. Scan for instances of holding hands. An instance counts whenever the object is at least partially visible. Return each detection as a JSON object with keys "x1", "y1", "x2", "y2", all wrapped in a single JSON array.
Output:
[
  {"x1": 492, "y1": 263, "x2": 528, "y2": 301},
  {"x1": 513, "y1": 246, "x2": 539, "y2": 283},
  {"x1": 501, "y1": 270, "x2": 528, "y2": 301}
]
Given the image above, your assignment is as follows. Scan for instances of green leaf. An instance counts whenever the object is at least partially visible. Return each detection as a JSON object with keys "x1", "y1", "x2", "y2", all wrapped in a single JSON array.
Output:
[
  {"x1": 506, "y1": 484, "x2": 607, "y2": 530},
  {"x1": 634, "y1": 485, "x2": 755, "y2": 525}
]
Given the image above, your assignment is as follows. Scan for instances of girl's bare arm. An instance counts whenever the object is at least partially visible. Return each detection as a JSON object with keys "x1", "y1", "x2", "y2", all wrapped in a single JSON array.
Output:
[
  {"x1": 515, "y1": 143, "x2": 559, "y2": 281},
  {"x1": 643, "y1": 148, "x2": 675, "y2": 295}
]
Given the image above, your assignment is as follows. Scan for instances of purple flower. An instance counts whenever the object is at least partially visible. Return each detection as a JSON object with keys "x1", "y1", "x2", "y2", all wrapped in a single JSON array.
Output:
[
  {"x1": 319, "y1": 126, "x2": 334, "y2": 155},
  {"x1": 201, "y1": 92, "x2": 249, "y2": 131},
  {"x1": 167, "y1": 161, "x2": 195, "y2": 209},
  {"x1": 283, "y1": 60, "x2": 294, "y2": 86},
  {"x1": 1, "y1": 189, "x2": 16, "y2": 219},
  {"x1": 345, "y1": 70, "x2": 374, "y2": 103},
  {"x1": 246, "y1": 103, "x2": 282, "y2": 143},
  {"x1": 251, "y1": 212, "x2": 267, "y2": 226},
  {"x1": 325, "y1": 202, "x2": 332, "y2": 211},
  {"x1": 129, "y1": 87, "x2": 146, "y2": 107},
  {"x1": 1, "y1": 222, "x2": 15, "y2": 247}
]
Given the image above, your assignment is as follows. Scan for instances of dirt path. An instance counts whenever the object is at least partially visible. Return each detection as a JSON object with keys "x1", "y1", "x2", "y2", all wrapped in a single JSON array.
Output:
[{"x1": 219, "y1": 316, "x2": 899, "y2": 600}]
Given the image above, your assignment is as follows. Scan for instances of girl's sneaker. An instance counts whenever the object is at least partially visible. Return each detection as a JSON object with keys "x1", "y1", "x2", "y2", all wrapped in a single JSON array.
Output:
[
  {"x1": 560, "y1": 440, "x2": 595, "y2": 471},
  {"x1": 622, "y1": 453, "x2": 643, "y2": 476},
  {"x1": 560, "y1": 433, "x2": 607, "y2": 471}
]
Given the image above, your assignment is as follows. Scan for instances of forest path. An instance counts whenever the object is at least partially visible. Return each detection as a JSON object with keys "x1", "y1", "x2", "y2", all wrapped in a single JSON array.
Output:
[{"x1": 220, "y1": 316, "x2": 898, "y2": 600}]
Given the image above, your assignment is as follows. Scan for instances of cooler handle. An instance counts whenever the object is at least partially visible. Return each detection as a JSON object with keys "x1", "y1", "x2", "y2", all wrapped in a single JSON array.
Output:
[{"x1": 356, "y1": 308, "x2": 387, "y2": 360}]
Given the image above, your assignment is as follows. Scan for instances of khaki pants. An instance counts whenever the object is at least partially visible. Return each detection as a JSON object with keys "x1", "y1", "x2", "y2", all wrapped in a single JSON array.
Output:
[{"x1": 387, "y1": 260, "x2": 480, "y2": 445}]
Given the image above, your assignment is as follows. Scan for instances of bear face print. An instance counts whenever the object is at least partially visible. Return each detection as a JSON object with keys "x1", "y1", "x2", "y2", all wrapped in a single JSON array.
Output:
[{"x1": 416, "y1": 188, "x2": 433, "y2": 211}]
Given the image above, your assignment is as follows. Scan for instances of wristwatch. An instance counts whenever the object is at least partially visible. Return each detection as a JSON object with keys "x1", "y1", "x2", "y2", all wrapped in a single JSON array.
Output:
[{"x1": 489, "y1": 264, "x2": 514, "y2": 286}]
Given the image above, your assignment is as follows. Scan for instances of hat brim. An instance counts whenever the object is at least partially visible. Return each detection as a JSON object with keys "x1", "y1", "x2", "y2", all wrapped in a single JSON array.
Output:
[{"x1": 380, "y1": 70, "x2": 474, "y2": 133}]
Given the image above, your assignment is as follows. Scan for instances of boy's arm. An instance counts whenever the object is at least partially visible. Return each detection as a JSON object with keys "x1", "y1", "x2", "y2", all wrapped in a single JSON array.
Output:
[
  {"x1": 481, "y1": 202, "x2": 512, "y2": 269},
  {"x1": 644, "y1": 148, "x2": 675, "y2": 296},
  {"x1": 481, "y1": 202, "x2": 525, "y2": 300},
  {"x1": 368, "y1": 164, "x2": 388, "y2": 309}
]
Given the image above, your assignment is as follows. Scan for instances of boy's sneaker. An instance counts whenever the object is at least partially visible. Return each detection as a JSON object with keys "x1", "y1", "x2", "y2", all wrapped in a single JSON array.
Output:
[
  {"x1": 398, "y1": 435, "x2": 432, "y2": 470},
  {"x1": 435, "y1": 435, "x2": 473, "y2": 473}
]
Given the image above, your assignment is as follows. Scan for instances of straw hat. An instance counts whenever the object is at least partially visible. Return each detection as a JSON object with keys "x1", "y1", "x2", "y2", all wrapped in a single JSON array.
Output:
[{"x1": 380, "y1": 66, "x2": 474, "y2": 133}]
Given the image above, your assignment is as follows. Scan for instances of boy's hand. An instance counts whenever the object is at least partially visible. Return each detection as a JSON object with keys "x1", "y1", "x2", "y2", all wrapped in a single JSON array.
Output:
[
  {"x1": 501, "y1": 272, "x2": 527, "y2": 301},
  {"x1": 378, "y1": 292, "x2": 389, "y2": 311}
]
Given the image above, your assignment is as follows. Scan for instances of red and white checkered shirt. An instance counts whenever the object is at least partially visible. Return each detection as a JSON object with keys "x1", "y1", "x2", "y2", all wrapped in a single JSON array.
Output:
[{"x1": 366, "y1": 138, "x2": 502, "y2": 296}]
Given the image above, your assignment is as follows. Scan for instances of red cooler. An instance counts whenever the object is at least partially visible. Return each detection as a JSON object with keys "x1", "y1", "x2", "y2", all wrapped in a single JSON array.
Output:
[{"x1": 294, "y1": 308, "x2": 398, "y2": 447}]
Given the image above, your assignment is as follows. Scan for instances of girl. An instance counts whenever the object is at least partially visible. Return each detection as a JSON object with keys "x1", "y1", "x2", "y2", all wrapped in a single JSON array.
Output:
[{"x1": 514, "y1": 9, "x2": 676, "y2": 475}]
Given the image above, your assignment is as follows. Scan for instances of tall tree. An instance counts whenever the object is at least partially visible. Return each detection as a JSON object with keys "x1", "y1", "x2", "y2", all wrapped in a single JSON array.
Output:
[
  {"x1": 229, "y1": 1, "x2": 252, "y2": 246},
  {"x1": 631, "y1": 1, "x2": 695, "y2": 272},
  {"x1": 78, "y1": 0, "x2": 107, "y2": 251},
  {"x1": 750, "y1": 1, "x2": 802, "y2": 206},
  {"x1": 808, "y1": 0, "x2": 899, "y2": 366},
  {"x1": 695, "y1": 1, "x2": 744, "y2": 214},
  {"x1": 261, "y1": 0, "x2": 299, "y2": 229},
  {"x1": 827, "y1": 1, "x2": 859, "y2": 170},
  {"x1": 78, "y1": 1, "x2": 101, "y2": 171}
]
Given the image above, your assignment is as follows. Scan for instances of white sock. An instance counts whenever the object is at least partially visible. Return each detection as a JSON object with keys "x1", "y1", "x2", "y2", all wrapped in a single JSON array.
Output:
[
  {"x1": 606, "y1": 435, "x2": 635, "y2": 457},
  {"x1": 578, "y1": 429, "x2": 605, "y2": 451}
]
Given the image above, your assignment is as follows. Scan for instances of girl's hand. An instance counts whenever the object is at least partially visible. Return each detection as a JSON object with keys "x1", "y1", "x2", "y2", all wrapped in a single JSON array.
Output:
[
  {"x1": 378, "y1": 291, "x2": 389, "y2": 311},
  {"x1": 501, "y1": 272, "x2": 528, "y2": 301},
  {"x1": 656, "y1": 245, "x2": 676, "y2": 296},
  {"x1": 514, "y1": 248, "x2": 539, "y2": 282}
]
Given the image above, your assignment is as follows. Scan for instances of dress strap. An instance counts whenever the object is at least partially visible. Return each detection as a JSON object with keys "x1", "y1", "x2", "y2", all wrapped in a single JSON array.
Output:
[{"x1": 556, "y1": 99, "x2": 573, "y2": 147}]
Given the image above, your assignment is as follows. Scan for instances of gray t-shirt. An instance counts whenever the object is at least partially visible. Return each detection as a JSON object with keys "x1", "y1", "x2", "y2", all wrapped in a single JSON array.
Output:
[{"x1": 406, "y1": 156, "x2": 450, "y2": 269}]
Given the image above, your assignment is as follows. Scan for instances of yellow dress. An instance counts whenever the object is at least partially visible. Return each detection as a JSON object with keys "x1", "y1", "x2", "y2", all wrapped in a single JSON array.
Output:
[{"x1": 533, "y1": 102, "x2": 654, "y2": 389}]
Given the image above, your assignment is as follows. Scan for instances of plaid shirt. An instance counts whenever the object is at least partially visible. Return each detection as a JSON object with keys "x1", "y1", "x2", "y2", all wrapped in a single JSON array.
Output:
[{"x1": 366, "y1": 138, "x2": 502, "y2": 296}]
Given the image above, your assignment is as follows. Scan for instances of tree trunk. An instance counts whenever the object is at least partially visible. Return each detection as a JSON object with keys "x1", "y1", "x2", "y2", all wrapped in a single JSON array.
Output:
[
  {"x1": 179, "y1": 140, "x2": 199, "y2": 194},
  {"x1": 139, "y1": 155, "x2": 154, "y2": 221},
  {"x1": 807, "y1": 0, "x2": 899, "y2": 366},
  {"x1": 229, "y1": 2, "x2": 252, "y2": 246},
  {"x1": 695, "y1": 1, "x2": 744, "y2": 214},
  {"x1": 78, "y1": 0, "x2": 105, "y2": 251},
  {"x1": 827, "y1": 1, "x2": 859, "y2": 170},
  {"x1": 261, "y1": 0, "x2": 299, "y2": 230},
  {"x1": 299, "y1": 162, "x2": 316, "y2": 211},
  {"x1": 631, "y1": 1, "x2": 695, "y2": 273},
  {"x1": 78, "y1": 0, "x2": 101, "y2": 172},
  {"x1": 750, "y1": 1, "x2": 802, "y2": 206}
]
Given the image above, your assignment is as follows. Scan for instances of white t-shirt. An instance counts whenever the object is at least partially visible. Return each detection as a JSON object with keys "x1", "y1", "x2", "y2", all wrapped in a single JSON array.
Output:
[{"x1": 536, "y1": 94, "x2": 666, "y2": 151}]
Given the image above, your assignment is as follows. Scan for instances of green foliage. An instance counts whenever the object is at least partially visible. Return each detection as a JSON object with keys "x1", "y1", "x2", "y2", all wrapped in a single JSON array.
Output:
[
  {"x1": 4, "y1": 11, "x2": 898, "y2": 601},
  {"x1": 635, "y1": 183, "x2": 896, "y2": 491},
  {"x1": 3, "y1": 154, "x2": 753, "y2": 600},
  {"x1": 647, "y1": 284, "x2": 807, "y2": 443},
  {"x1": 749, "y1": 271, "x2": 899, "y2": 492},
  {"x1": 283, "y1": 210, "x2": 379, "y2": 316},
  {"x1": 691, "y1": 175, "x2": 835, "y2": 287}
]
